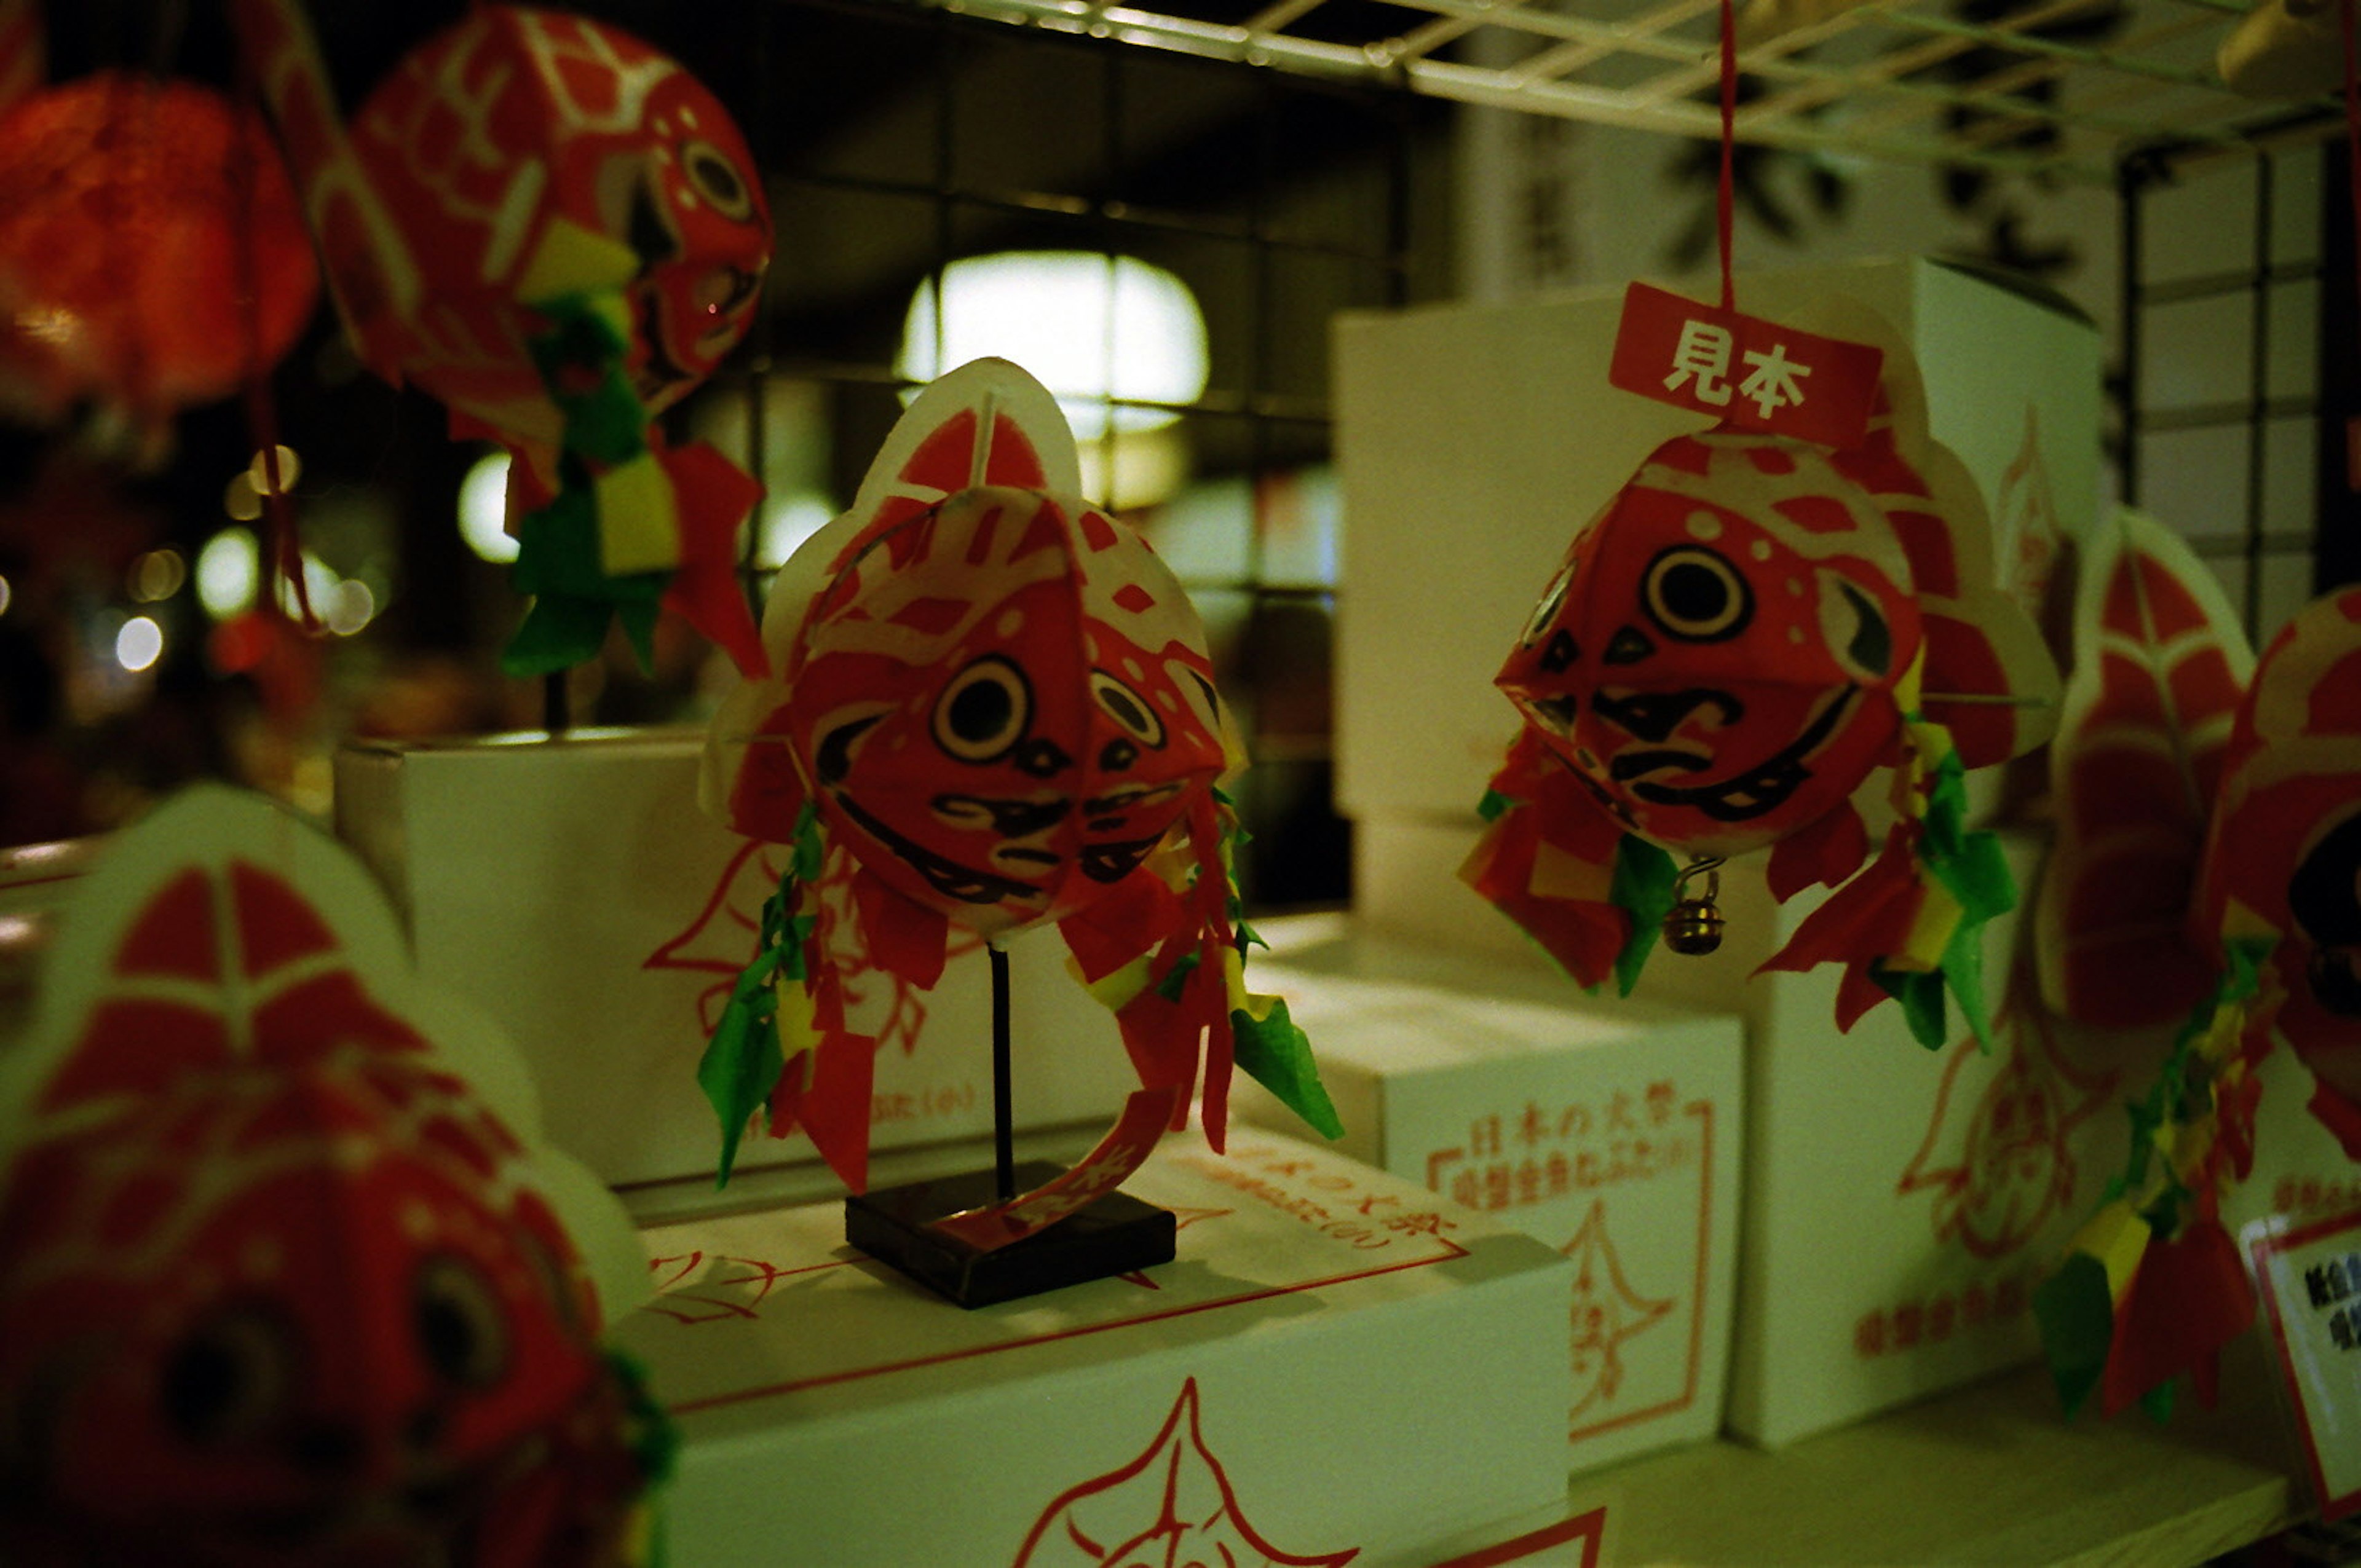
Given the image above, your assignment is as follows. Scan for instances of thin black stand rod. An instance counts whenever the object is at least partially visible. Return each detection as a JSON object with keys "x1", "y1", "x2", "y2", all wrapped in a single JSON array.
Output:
[
  {"x1": 542, "y1": 671, "x2": 568, "y2": 736},
  {"x1": 990, "y1": 942, "x2": 1014, "y2": 1202}
]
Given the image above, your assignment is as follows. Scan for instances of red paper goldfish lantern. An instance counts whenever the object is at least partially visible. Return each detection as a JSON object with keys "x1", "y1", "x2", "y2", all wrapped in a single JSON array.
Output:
[
  {"x1": 0, "y1": 73, "x2": 317, "y2": 451},
  {"x1": 2036, "y1": 508, "x2": 2253, "y2": 1032},
  {"x1": 2199, "y1": 586, "x2": 2361, "y2": 1149},
  {"x1": 1466, "y1": 326, "x2": 2057, "y2": 1044},
  {"x1": 0, "y1": 787, "x2": 663, "y2": 1564},
  {"x1": 2035, "y1": 546, "x2": 2361, "y2": 1421},
  {"x1": 699, "y1": 360, "x2": 1337, "y2": 1239},
  {"x1": 782, "y1": 486, "x2": 1227, "y2": 934},
  {"x1": 234, "y1": 0, "x2": 771, "y2": 675},
  {"x1": 1497, "y1": 431, "x2": 1925, "y2": 859}
]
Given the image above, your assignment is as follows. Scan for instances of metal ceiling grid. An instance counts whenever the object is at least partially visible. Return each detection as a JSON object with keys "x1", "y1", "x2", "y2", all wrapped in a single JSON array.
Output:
[{"x1": 918, "y1": 0, "x2": 2346, "y2": 181}]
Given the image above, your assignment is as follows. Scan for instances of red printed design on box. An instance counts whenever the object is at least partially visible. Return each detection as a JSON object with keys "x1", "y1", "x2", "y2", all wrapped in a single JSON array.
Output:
[
  {"x1": 1896, "y1": 988, "x2": 2116, "y2": 1259},
  {"x1": 644, "y1": 1251, "x2": 824, "y2": 1326},
  {"x1": 1609, "y1": 282, "x2": 1883, "y2": 449},
  {"x1": 625, "y1": 1134, "x2": 1477, "y2": 1422},
  {"x1": 1428, "y1": 1079, "x2": 1693, "y2": 1215},
  {"x1": 1563, "y1": 1200, "x2": 1672, "y2": 1425},
  {"x1": 1853, "y1": 1270, "x2": 2038, "y2": 1358},
  {"x1": 1012, "y1": 1379, "x2": 1360, "y2": 1567},
  {"x1": 1424, "y1": 1092, "x2": 1717, "y2": 1441},
  {"x1": 646, "y1": 837, "x2": 942, "y2": 1050},
  {"x1": 1996, "y1": 408, "x2": 2065, "y2": 631},
  {"x1": 1181, "y1": 1144, "x2": 1466, "y2": 1255}
]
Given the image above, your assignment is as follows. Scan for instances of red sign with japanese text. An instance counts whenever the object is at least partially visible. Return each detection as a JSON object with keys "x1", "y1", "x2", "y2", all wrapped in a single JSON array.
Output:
[{"x1": 1608, "y1": 282, "x2": 1884, "y2": 450}]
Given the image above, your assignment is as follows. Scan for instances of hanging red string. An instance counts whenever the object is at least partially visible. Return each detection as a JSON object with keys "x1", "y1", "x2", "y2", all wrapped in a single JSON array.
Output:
[{"x1": 1718, "y1": 0, "x2": 1739, "y2": 313}]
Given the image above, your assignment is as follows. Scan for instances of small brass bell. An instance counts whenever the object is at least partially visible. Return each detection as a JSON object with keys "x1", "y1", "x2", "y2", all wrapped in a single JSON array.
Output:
[{"x1": 1662, "y1": 859, "x2": 1726, "y2": 956}]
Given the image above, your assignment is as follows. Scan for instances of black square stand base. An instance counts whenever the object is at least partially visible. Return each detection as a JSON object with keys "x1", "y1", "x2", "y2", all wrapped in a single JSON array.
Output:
[{"x1": 844, "y1": 1159, "x2": 1176, "y2": 1309}]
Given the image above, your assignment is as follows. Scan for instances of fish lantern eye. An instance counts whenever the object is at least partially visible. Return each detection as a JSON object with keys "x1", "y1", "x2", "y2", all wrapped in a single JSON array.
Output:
[
  {"x1": 1642, "y1": 546, "x2": 1750, "y2": 643},
  {"x1": 161, "y1": 1306, "x2": 296, "y2": 1446},
  {"x1": 414, "y1": 1255, "x2": 510, "y2": 1390},
  {"x1": 933, "y1": 656, "x2": 1034, "y2": 764},
  {"x1": 681, "y1": 138, "x2": 757, "y2": 223},
  {"x1": 1091, "y1": 671, "x2": 1165, "y2": 750}
]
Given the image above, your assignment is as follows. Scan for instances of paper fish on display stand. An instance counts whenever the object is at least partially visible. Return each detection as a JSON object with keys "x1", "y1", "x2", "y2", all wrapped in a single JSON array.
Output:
[
  {"x1": 2033, "y1": 529, "x2": 2361, "y2": 1419},
  {"x1": 232, "y1": 0, "x2": 771, "y2": 677},
  {"x1": 1463, "y1": 294, "x2": 2060, "y2": 1047},
  {"x1": 0, "y1": 786, "x2": 669, "y2": 1566},
  {"x1": 0, "y1": 69, "x2": 318, "y2": 461},
  {"x1": 699, "y1": 357, "x2": 1341, "y2": 1251}
]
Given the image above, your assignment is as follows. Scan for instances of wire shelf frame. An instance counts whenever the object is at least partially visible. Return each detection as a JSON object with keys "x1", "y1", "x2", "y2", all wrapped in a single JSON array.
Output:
[{"x1": 914, "y1": 0, "x2": 2345, "y2": 182}]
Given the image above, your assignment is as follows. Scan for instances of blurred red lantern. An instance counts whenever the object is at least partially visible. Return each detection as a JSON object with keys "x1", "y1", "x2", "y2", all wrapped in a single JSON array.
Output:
[{"x1": 0, "y1": 73, "x2": 318, "y2": 451}]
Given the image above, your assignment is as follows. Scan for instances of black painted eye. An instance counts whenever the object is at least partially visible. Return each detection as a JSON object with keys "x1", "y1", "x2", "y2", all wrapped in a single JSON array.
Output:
[
  {"x1": 415, "y1": 1256, "x2": 509, "y2": 1390},
  {"x1": 1091, "y1": 671, "x2": 1165, "y2": 749},
  {"x1": 1169, "y1": 663, "x2": 1222, "y2": 743},
  {"x1": 1642, "y1": 546, "x2": 1750, "y2": 643},
  {"x1": 1835, "y1": 579, "x2": 1893, "y2": 678},
  {"x1": 681, "y1": 139, "x2": 756, "y2": 223},
  {"x1": 161, "y1": 1306, "x2": 296, "y2": 1446},
  {"x1": 933, "y1": 656, "x2": 1032, "y2": 764}
]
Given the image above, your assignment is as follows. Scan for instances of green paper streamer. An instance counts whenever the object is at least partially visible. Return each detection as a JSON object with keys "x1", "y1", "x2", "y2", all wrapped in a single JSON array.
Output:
[
  {"x1": 1476, "y1": 787, "x2": 1517, "y2": 824},
  {"x1": 617, "y1": 597, "x2": 662, "y2": 671},
  {"x1": 2033, "y1": 1251, "x2": 2116, "y2": 1418},
  {"x1": 502, "y1": 594, "x2": 614, "y2": 678},
  {"x1": 500, "y1": 460, "x2": 673, "y2": 677},
  {"x1": 1232, "y1": 995, "x2": 1345, "y2": 1140},
  {"x1": 500, "y1": 293, "x2": 680, "y2": 677},
  {"x1": 530, "y1": 295, "x2": 648, "y2": 466},
  {"x1": 603, "y1": 1345, "x2": 678, "y2": 1568},
  {"x1": 1155, "y1": 949, "x2": 1201, "y2": 1003},
  {"x1": 695, "y1": 841, "x2": 817, "y2": 1189},
  {"x1": 1608, "y1": 834, "x2": 1677, "y2": 998},
  {"x1": 1870, "y1": 959, "x2": 1950, "y2": 1049},
  {"x1": 790, "y1": 800, "x2": 825, "y2": 884},
  {"x1": 695, "y1": 944, "x2": 785, "y2": 1188}
]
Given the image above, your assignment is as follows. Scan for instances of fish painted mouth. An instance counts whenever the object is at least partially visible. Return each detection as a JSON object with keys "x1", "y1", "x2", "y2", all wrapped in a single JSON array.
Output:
[
  {"x1": 1081, "y1": 834, "x2": 1163, "y2": 883},
  {"x1": 934, "y1": 794, "x2": 1070, "y2": 838},
  {"x1": 837, "y1": 792, "x2": 1046, "y2": 905},
  {"x1": 1609, "y1": 687, "x2": 1857, "y2": 824},
  {"x1": 1082, "y1": 781, "x2": 1183, "y2": 832}
]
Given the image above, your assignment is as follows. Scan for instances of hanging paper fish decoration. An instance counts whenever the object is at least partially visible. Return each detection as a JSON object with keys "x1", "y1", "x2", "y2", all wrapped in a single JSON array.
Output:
[
  {"x1": 232, "y1": 0, "x2": 770, "y2": 677},
  {"x1": 2035, "y1": 508, "x2": 2253, "y2": 1032},
  {"x1": 0, "y1": 71, "x2": 318, "y2": 461},
  {"x1": 2036, "y1": 581, "x2": 2361, "y2": 1420},
  {"x1": 698, "y1": 358, "x2": 1339, "y2": 1246},
  {"x1": 0, "y1": 786, "x2": 667, "y2": 1565},
  {"x1": 2199, "y1": 586, "x2": 2361, "y2": 1146},
  {"x1": 1465, "y1": 323, "x2": 2058, "y2": 1045}
]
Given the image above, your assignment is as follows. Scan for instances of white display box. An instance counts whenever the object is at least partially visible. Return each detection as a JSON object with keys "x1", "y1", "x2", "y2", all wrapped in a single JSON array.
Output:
[
  {"x1": 333, "y1": 730, "x2": 1134, "y2": 1191},
  {"x1": 1332, "y1": 253, "x2": 2101, "y2": 837},
  {"x1": 1236, "y1": 916, "x2": 1744, "y2": 1475},
  {"x1": 1710, "y1": 832, "x2": 2148, "y2": 1446},
  {"x1": 617, "y1": 1126, "x2": 1578, "y2": 1567}
]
